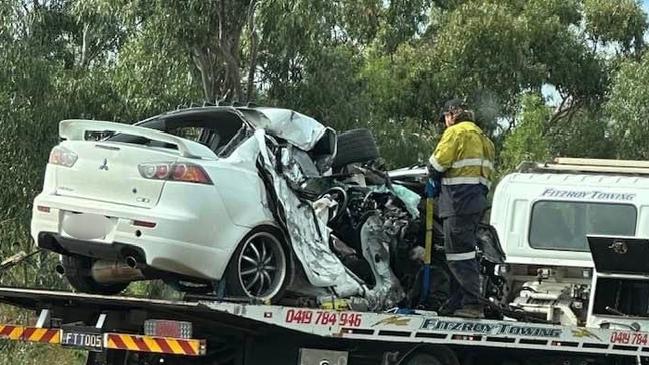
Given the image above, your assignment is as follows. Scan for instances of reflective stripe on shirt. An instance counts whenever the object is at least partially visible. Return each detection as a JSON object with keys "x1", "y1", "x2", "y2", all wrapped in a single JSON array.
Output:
[
  {"x1": 451, "y1": 158, "x2": 494, "y2": 169},
  {"x1": 446, "y1": 251, "x2": 477, "y2": 261},
  {"x1": 429, "y1": 155, "x2": 447, "y2": 173},
  {"x1": 441, "y1": 176, "x2": 492, "y2": 189}
]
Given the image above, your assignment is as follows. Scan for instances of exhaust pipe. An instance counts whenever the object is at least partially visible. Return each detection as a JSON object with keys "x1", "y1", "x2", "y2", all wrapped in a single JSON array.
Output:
[
  {"x1": 55, "y1": 263, "x2": 65, "y2": 276},
  {"x1": 125, "y1": 256, "x2": 138, "y2": 269},
  {"x1": 91, "y1": 260, "x2": 145, "y2": 284}
]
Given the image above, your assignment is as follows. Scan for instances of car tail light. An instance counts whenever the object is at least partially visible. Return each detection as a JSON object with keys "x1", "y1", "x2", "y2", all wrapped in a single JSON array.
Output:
[
  {"x1": 49, "y1": 146, "x2": 78, "y2": 167},
  {"x1": 144, "y1": 319, "x2": 192, "y2": 339},
  {"x1": 138, "y1": 162, "x2": 212, "y2": 184}
]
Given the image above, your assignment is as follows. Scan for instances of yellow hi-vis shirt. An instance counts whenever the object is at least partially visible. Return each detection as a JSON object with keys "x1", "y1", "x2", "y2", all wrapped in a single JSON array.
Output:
[{"x1": 429, "y1": 121, "x2": 495, "y2": 189}]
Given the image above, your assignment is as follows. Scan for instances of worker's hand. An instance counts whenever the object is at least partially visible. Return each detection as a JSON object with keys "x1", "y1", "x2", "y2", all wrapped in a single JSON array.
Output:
[{"x1": 425, "y1": 178, "x2": 440, "y2": 198}]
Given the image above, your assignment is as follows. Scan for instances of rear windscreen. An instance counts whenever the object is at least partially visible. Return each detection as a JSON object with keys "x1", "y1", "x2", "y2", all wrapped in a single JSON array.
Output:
[
  {"x1": 103, "y1": 114, "x2": 247, "y2": 156},
  {"x1": 529, "y1": 201, "x2": 637, "y2": 252}
]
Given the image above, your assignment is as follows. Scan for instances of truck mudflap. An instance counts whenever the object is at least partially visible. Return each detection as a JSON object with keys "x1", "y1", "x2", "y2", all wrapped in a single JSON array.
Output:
[{"x1": 0, "y1": 323, "x2": 206, "y2": 356}]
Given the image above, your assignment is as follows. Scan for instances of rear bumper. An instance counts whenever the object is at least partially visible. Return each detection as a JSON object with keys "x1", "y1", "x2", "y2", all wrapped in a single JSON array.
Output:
[
  {"x1": 36, "y1": 231, "x2": 222, "y2": 280},
  {"x1": 30, "y1": 192, "x2": 254, "y2": 280},
  {"x1": 37, "y1": 232, "x2": 143, "y2": 261}
]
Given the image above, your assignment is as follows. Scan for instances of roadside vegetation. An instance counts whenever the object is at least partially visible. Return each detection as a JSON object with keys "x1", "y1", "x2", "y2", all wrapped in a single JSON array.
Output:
[{"x1": 1, "y1": 0, "x2": 649, "y2": 363}]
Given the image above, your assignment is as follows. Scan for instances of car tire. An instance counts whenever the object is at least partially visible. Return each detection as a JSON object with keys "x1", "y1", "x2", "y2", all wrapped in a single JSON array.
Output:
[
  {"x1": 225, "y1": 228, "x2": 291, "y2": 302},
  {"x1": 61, "y1": 255, "x2": 129, "y2": 295},
  {"x1": 332, "y1": 128, "x2": 380, "y2": 169}
]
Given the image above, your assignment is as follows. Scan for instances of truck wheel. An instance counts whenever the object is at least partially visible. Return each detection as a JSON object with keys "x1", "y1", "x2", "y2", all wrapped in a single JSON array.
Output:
[
  {"x1": 332, "y1": 128, "x2": 380, "y2": 169},
  {"x1": 61, "y1": 255, "x2": 129, "y2": 295},
  {"x1": 225, "y1": 228, "x2": 291, "y2": 302},
  {"x1": 400, "y1": 346, "x2": 459, "y2": 365}
]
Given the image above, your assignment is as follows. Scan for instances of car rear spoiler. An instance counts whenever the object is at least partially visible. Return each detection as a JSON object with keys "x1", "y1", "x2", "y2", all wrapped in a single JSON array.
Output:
[{"x1": 59, "y1": 119, "x2": 217, "y2": 160}]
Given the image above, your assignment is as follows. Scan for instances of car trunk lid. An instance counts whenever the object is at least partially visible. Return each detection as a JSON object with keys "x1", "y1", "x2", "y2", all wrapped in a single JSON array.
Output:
[
  {"x1": 52, "y1": 119, "x2": 218, "y2": 209},
  {"x1": 54, "y1": 141, "x2": 179, "y2": 208}
]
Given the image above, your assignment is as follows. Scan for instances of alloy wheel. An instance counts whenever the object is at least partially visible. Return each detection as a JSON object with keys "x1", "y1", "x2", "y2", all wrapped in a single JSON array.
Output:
[{"x1": 237, "y1": 231, "x2": 287, "y2": 300}]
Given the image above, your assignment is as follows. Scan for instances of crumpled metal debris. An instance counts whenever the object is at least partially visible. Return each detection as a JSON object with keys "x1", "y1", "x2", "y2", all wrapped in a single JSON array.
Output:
[
  {"x1": 360, "y1": 214, "x2": 405, "y2": 310},
  {"x1": 254, "y1": 129, "x2": 363, "y2": 295},
  {"x1": 281, "y1": 146, "x2": 320, "y2": 188},
  {"x1": 369, "y1": 184, "x2": 421, "y2": 219},
  {"x1": 242, "y1": 108, "x2": 328, "y2": 151},
  {"x1": 252, "y1": 127, "x2": 423, "y2": 310}
]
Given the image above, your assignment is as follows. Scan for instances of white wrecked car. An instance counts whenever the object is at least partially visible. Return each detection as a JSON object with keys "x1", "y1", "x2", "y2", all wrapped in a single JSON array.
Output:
[
  {"x1": 30, "y1": 106, "x2": 386, "y2": 301},
  {"x1": 31, "y1": 107, "x2": 336, "y2": 299}
]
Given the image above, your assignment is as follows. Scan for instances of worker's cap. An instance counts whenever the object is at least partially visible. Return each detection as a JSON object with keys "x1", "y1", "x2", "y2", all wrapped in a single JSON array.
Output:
[{"x1": 439, "y1": 98, "x2": 469, "y2": 123}]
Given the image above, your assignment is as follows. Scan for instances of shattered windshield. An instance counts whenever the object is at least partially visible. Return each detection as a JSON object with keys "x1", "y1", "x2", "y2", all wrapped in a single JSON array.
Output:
[{"x1": 529, "y1": 201, "x2": 637, "y2": 252}]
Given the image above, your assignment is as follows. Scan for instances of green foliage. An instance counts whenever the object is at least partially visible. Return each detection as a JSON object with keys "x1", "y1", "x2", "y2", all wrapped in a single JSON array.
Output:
[
  {"x1": 548, "y1": 109, "x2": 614, "y2": 159},
  {"x1": 499, "y1": 93, "x2": 552, "y2": 173},
  {"x1": 376, "y1": 0, "x2": 432, "y2": 53},
  {"x1": 606, "y1": 53, "x2": 649, "y2": 159},
  {"x1": 583, "y1": 0, "x2": 647, "y2": 53}
]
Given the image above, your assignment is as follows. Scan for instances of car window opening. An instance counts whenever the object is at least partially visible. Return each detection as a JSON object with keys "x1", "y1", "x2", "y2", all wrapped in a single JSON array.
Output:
[{"x1": 103, "y1": 110, "x2": 248, "y2": 155}]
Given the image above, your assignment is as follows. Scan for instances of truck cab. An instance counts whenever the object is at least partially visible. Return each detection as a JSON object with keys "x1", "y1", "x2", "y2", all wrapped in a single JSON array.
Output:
[{"x1": 490, "y1": 158, "x2": 649, "y2": 326}]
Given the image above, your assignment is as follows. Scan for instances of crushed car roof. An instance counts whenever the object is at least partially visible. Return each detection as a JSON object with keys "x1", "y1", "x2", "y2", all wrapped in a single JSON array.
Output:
[{"x1": 154, "y1": 106, "x2": 328, "y2": 151}]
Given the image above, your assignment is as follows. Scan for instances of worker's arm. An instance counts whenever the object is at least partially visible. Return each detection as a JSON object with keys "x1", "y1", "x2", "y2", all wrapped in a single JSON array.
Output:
[{"x1": 427, "y1": 128, "x2": 458, "y2": 181}]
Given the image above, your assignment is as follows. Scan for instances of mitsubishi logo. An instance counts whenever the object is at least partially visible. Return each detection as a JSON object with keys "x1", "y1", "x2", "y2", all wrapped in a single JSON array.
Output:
[{"x1": 99, "y1": 158, "x2": 109, "y2": 171}]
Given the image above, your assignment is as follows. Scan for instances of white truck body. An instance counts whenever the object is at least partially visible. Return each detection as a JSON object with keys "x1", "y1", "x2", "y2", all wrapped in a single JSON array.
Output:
[{"x1": 490, "y1": 158, "x2": 649, "y2": 326}]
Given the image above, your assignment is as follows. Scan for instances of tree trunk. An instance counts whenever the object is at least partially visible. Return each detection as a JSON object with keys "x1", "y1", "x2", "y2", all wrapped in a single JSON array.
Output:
[
  {"x1": 192, "y1": 48, "x2": 214, "y2": 102},
  {"x1": 246, "y1": 0, "x2": 259, "y2": 102}
]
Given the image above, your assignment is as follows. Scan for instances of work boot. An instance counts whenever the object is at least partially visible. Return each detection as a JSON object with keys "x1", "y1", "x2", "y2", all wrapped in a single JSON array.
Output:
[{"x1": 452, "y1": 305, "x2": 485, "y2": 319}]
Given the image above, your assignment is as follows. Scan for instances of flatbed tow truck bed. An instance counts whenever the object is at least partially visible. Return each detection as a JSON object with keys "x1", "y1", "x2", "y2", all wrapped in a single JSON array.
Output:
[{"x1": 0, "y1": 286, "x2": 647, "y2": 365}]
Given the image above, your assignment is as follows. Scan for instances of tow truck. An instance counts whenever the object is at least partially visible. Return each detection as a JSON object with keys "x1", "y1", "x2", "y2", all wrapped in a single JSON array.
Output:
[
  {"x1": 0, "y1": 282, "x2": 646, "y2": 365},
  {"x1": 3, "y1": 158, "x2": 649, "y2": 364}
]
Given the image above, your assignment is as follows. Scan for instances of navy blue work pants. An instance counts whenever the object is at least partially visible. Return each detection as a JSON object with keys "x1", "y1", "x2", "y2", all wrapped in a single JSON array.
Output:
[{"x1": 443, "y1": 213, "x2": 482, "y2": 309}]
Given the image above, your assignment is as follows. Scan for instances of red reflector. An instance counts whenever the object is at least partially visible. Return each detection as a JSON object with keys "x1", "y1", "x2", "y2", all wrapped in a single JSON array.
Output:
[
  {"x1": 144, "y1": 319, "x2": 193, "y2": 339},
  {"x1": 37, "y1": 206, "x2": 50, "y2": 213},
  {"x1": 133, "y1": 220, "x2": 156, "y2": 228}
]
